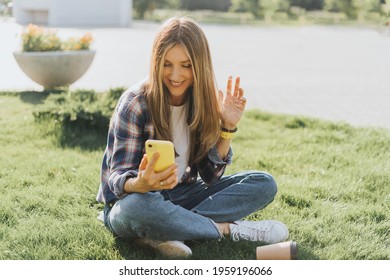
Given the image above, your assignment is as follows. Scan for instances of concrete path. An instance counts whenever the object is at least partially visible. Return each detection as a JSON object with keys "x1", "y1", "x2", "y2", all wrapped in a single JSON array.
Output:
[{"x1": 1, "y1": 17, "x2": 389, "y2": 130}]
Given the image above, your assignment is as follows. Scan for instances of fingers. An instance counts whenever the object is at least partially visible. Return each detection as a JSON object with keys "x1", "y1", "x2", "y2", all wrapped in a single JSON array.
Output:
[
  {"x1": 226, "y1": 76, "x2": 243, "y2": 98},
  {"x1": 238, "y1": 88, "x2": 246, "y2": 106},
  {"x1": 226, "y1": 76, "x2": 233, "y2": 95},
  {"x1": 234, "y1": 76, "x2": 240, "y2": 98},
  {"x1": 139, "y1": 154, "x2": 148, "y2": 171},
  {"x1": 158, "y1": 169, "x2": 179, "y2": 190},
  {"x1": 238, "y1": 86, "x2": 244, "y2": 99},
  {"x1": 144, "y1": 152, "x2": 159, "y2": 175},
  {"x1": 143, "y1": 152, "x2": 162, "y2": 182},
  {"x1": 158, "y1": 162, "x2": 177, "y2": 179},
  {"x1": 140, "y1": 153, "x2": 179, "y2": 191}
]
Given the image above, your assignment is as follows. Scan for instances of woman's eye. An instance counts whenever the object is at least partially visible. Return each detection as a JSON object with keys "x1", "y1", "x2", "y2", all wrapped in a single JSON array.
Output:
[{"x1": 183, "y1": 64, "x2": 192, "y2": 68}]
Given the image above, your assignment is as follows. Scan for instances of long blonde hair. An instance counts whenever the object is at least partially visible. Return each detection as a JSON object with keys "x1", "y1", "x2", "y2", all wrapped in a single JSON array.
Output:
[{"x1": 145, "y1": 17, "x2": 220, "y2": 164}]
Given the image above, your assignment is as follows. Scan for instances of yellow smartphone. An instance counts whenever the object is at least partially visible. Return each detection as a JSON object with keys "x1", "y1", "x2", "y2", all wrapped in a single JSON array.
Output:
[{"x1": 145, "y1": 140, "x2": 175, "y2": 172}]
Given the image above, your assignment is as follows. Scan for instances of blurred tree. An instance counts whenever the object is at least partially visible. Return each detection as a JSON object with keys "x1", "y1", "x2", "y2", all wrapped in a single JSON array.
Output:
[
  {"x1": 230, "y1": 0, "x2": 290, "y2": 18},
  {"x1": 382, "y1": 0, "x2": 390, "y2": 16},
  {"x1": 324, "y1": 0, "x2": 355, "y2": 17},
  {"x1": 166, "y1": 0, "x2": 181, "y2": 9},
  {"x1": 133, "y1": 0, "x2": 158, "y2": 18},
  {"x1": 324, "y1": 0, "x2": 382, "y2": 19},
  {"x1": 0, "y1": 0, "x2": 11, "y2": 15},
  {"x1": 259, "y1": 0, "x2": 290, "y2": 20},
  {"x1": 230, "y1": 0, "x2": 259, "y2": 14},
  {"x1": 134, "y1": 0, "x2": 180, "y2": 18},
  {"x1": 180, "y1": 0, "x2": 232, "y2": 11},
  {"x1": 353, "y1": 0, "x2": 383, "y2": 19},
  {"x1": 289, "y1": 0, "x2": 324, "y2": 10},
  {"x1": 133, "y1": 0, "x2": 387, "y2": 21}
]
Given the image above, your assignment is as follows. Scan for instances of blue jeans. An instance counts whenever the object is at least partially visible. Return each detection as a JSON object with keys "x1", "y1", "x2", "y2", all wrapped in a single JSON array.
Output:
[{"x1": 104, "y1": 171, "x2": 277, "y2": 241}]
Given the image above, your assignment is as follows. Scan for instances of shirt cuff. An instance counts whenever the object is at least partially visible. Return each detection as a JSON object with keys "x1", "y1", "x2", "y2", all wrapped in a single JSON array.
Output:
[
  {"x1": 110, "y1": 170, "x2": 138, "y2": 199},
  {"x1": 208, "y1": 145, "x2": 233, "y2": 165}
]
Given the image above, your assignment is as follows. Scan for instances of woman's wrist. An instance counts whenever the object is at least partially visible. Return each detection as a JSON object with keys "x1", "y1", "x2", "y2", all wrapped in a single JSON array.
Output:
[
  {"x1": 221, "y1": 123, "x2": 236, "y2": 131},
  {"x1": 220, "y1": 131, "x2": 234, "y2": 140},
  {"x1": 221, "y1": 126, "x2": 238, "y2": 133},
  {"x1": 125, "y1": 177, "x2": 136, "y2": 193},
  {"x1": 221, "y1": 119, "x2": 237, "y2": 129},
  {"x1": 220, "y1": 126, "x2": 238, "y2": 140}
]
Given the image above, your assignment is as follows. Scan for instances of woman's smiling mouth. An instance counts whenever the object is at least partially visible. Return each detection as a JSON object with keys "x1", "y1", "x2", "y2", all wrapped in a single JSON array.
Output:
[{"x1": 170, "y1": 80, "x2": 184, "y2": 87}]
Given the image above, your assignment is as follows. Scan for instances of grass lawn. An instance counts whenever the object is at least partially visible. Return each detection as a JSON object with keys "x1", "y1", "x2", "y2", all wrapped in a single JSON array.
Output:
[{"x1": 0, "y1": 91, "x2": 389, "y2": 260}]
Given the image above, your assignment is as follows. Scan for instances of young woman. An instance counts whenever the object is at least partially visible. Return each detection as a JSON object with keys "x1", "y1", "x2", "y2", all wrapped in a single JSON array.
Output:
[{"x1": 97, "y1": 17, "x2": 288, "y2": 258}]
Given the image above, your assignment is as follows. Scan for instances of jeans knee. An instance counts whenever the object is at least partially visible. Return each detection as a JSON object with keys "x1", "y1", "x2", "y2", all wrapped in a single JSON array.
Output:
[
  {"x1": 118, "y1": 193, "x2": 165, "y2": 218},
  {"x1": 246, "y1": 171, "x2": 277, "y2": 201},
  {"x1": 262, "y1": 172, "x2": 278, "y2": 197},
  {"x1": 108, "y1": 193, "x2": 168, "y2": 239}
]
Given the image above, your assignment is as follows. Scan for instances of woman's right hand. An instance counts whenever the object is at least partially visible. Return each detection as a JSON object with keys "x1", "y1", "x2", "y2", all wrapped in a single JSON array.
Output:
[{"x1": 125, "y1": 153, "x2": 179, "y2": 193}]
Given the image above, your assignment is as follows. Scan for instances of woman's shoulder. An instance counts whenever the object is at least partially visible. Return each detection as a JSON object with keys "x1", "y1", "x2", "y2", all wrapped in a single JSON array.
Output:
[
  {"x1": 118, "y1": 79, "x2": 149, "y2": 114},
  {"x1": 124, "y1": 78, "x2": 147, "y2": 94},
  {"x1": 122, "y1": 79, "x2": 147, "y2": 102}
]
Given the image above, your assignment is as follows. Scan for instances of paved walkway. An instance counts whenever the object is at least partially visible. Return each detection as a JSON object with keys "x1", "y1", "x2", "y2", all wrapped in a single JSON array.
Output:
[{"x1": 1, "y1": 18, "x2": 389, "y2": 130}]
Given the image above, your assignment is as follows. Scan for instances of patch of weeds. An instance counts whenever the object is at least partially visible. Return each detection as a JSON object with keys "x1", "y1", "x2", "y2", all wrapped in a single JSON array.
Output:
[{"x1": 281, "y1": 194, "x2": 312, "y2": 209}]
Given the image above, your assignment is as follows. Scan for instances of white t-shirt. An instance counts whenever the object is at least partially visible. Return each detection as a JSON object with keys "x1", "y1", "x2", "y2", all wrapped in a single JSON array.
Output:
[{"x1": 170, "y1": 104, "x2": 190, "y2": 180}]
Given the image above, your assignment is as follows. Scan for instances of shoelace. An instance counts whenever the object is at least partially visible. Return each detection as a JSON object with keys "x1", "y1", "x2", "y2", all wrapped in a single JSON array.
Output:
[{"x1": 231, "y1": 224, "x2": 267, "y2": 242}]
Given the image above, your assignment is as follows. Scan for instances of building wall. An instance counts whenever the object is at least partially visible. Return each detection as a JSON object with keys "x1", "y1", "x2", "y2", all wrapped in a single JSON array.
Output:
[
  {"x1": 13, "y1": 0, "x2": 132, "y2": 27},
  {"x1": 13, "y1": 0, "x2": 50, "y2": 25}
]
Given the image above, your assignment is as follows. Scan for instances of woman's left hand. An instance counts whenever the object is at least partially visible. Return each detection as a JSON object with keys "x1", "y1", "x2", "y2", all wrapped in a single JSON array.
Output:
[{"x1": 218, "y1": 76, "x2": 247, "y2": 129}]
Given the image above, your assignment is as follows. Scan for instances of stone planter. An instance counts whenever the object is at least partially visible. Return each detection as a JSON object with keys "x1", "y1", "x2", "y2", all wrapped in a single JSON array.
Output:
[{"x1": 13, "y1": 50, "x2": 95, "y2": 90}]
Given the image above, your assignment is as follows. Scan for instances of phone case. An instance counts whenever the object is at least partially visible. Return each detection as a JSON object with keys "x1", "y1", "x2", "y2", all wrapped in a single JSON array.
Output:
[{"x1": 145, "y1": 140, "x2": 175, "y2": 172}]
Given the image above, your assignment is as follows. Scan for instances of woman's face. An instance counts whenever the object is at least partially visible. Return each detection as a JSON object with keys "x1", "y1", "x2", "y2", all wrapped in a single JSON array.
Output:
[{"x1": 163, "y1": 44, "x2": 194, "y2": 106}]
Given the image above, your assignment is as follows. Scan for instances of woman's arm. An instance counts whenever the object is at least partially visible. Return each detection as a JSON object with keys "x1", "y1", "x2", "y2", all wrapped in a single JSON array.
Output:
[
  {"x1": 197, "y1": 76, "x2": 246, "y2": 185},
  {"x1": 105, "y1": 91, "x2": 149, "y2": 199},
  {"x1": 216, "y1": 76, "x2": 246, "y2": 159}
]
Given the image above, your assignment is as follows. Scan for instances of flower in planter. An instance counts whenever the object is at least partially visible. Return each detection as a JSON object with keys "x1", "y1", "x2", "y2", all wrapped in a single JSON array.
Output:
[
  {"x1": 14, "y1": 24, "x2": 96, "y2": 89},
  {"x1": 22, "y1": 24, "x2": 62, "y2": 52},
  {"x1": 21, "y1": 24, "x2": 93, "y2": 52},
  {"x1": 62, "y1": 33, "x2": 93, "y2": 51}
]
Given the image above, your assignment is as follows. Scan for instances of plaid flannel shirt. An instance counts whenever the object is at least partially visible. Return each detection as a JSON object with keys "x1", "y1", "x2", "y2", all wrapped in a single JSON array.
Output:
[{"x1": 97, "y1": 83, "x2": 233, "y2": 204}]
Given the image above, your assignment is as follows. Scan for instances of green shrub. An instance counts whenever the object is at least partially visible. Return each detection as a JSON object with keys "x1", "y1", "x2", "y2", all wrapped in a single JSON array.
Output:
[{"x1": 33, "y1": 88, "x2": 125, "y2": 132}]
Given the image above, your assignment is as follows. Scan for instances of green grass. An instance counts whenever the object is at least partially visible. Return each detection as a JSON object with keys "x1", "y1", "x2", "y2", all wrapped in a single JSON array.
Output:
[{"x1": 0, "y1": 91, "x2": 389, "y2": 260}]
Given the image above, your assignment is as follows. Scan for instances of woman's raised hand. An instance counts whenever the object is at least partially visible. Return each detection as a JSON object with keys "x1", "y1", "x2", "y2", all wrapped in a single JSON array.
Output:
[{"x1": 218, "y1": 76, "x2": 247, "y2": 129}]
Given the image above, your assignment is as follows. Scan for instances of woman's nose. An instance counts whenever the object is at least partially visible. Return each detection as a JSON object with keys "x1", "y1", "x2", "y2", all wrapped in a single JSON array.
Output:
[{"x1": 170, "y1": 67, "x2": 181, "y2": 80}]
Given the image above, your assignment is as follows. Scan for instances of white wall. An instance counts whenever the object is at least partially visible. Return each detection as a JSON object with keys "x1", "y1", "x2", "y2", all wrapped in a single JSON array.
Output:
[
  {"x1": 13, "y1": 0, "x2": 132, "y2": 27},
  {"x1": 13, "y1": 0, "x2": 50, "y2": 25},
  {"x1": 49, "y1": 0, "x2": 132, "y2": 27}
]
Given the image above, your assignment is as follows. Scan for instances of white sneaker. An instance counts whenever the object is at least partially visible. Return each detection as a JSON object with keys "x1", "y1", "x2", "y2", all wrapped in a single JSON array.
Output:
[
  {"x1": 97, "y1": 211, "x2": 104, "y2": 222},
  {"x1": 135, "y1": 239, "x2": 192, "y2": 259},
  {"x1": 229, "y1": 220, "x2": 289, "y2": 244}
]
